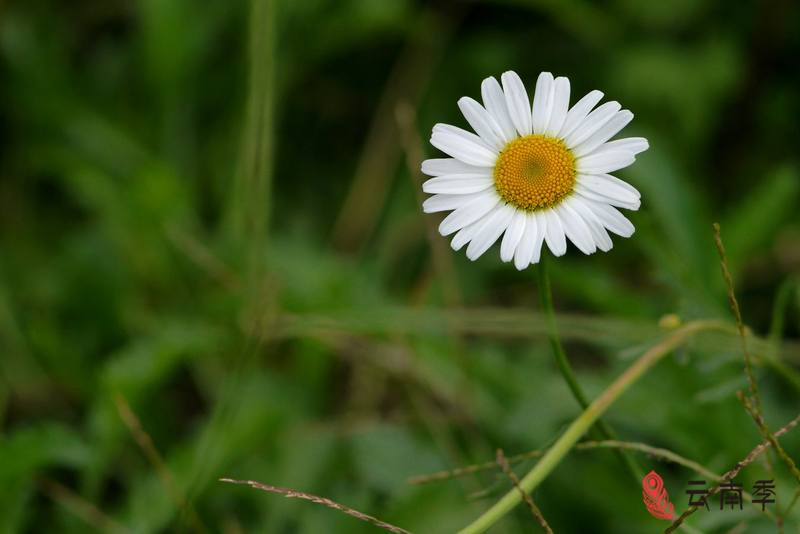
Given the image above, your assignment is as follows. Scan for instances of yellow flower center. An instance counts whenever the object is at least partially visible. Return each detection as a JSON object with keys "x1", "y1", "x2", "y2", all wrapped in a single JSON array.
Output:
[{"x1": 493, "y1": 134, "x2": 576, "y2": 211}]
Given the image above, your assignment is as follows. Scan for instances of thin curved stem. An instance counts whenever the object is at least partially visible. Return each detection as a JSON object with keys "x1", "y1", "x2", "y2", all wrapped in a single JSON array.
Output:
[
  {"x1": 537, "y1": 255, "x2": 642, "y2": 481},
  {"x1": 536, "y1": 255, "x2": 589, "y2": 406},
  {"x1": 457, "y1": 320, "x2": 725, "y2": 534}
]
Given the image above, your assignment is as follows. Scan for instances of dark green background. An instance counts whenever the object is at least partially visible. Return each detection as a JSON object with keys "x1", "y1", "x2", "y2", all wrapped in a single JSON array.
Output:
[{"x1": 1, "y1": 0, "x2": 799, "y2": 532}]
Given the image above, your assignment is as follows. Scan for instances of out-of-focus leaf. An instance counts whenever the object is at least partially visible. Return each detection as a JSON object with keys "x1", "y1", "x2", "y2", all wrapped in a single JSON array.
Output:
[
  {"x1": 627, "y1": 145, "x2": 723, "y2": 317},
  {"x1": 0, "y1": 424, "x2": 92, "y2": 532},
  {"x1": 723, "y1": 165, "x2": 800, "y2": 272}
]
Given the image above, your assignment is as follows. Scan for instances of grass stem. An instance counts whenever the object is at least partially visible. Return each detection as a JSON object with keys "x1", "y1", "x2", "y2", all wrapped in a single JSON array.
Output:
[
  {"x1": 537, "y1": 255, "x2": 642, "y2": 481},
  {"x1": 458, "y1": 320, "x2": 724, "y2": 534}
]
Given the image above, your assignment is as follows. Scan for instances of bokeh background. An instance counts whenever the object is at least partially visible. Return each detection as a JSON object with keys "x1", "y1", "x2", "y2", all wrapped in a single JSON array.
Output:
[{"x1": 1, "y1": 0, "x2": 799, "y2": 532}]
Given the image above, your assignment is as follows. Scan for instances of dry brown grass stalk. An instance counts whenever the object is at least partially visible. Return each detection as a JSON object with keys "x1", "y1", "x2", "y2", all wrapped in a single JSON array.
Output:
[
  {"x1": 738, "y1": 392, "x2": 800, "y2": 484},
  {"x1": 38, "y1": 478, "x2": 129, "y2": 533},
  {"x1": 114, "y1": 393, "x2": 207, "y2": 533},
  {"x1": 495, "y1": 449, "x2": 553, "y2": 533},
  {"x1": 219, "y1": 478, "x2": 412, "y2": 534},
  {"x1": 713, "y1": 223, "x2": 762, "y2": 409},
  {"x1": 665, "y1": 410, "x2": 800, "y2": 532}
]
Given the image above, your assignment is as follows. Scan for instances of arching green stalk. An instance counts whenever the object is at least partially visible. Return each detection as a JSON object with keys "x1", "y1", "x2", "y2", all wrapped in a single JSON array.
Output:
[
  {"x1": 537, "y1": 254, "x2": 642, "y2": 481},
  {"x1": 458, "y1": 320, "x2": 724, "y2": 534},
  {"x1": 536, "y1": 255, "x2": 589, "y2": 406}
]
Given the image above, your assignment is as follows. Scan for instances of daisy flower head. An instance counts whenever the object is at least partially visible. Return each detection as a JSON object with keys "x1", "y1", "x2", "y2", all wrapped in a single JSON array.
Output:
[{"x1": 421, "y1": 71, "x2": 648, "y2": 270}]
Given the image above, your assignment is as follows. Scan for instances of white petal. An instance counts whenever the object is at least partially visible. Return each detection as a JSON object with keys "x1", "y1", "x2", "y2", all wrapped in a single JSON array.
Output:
[
  {"x1": 529, "y1": 212, "x2": 546, "y2": 264},
  {"x1": 579, "y1": 145, "x2": 639, "y2": 168},
  {"x1": 458, "y1": 97, "x2": 506, "y2": 151},
  {"x1": 481, "y1": 76, "x2": 516, "y2": 142},
  {"x1": 422, "y1": 192, "x2": 488, "y2": 213},
  {"x1": 575, "y1": 183, "x2": 640, "y2": 211},
  {"x1": 577, "y1": 174, "x2": 640, "y2": 208},
  {"x1": 544, "y1": 77, "x2": 570, "y2": 136},
  {"x1": 431, "y1": 125, "x2": 497, "y2": 167},
  {"x1": 514, "y1": 213, "x2": 540, "y2": 270},
  {"x1": 558, "y1": 89, "x2": 603, "y2": 138},
  {"x1": 592, "y1": 173, "x2": 640, "y2": 198},
  {"x1": 599, "y1": 137, "x2": 649, "y2": 155},
  {"x1": 451, "y1": 218, "x2": 484, "y2": 251},
  {"x1": 433, "y1": 122, "x2": 497, "y2": 145},
  {"x1": 572, "y1": 110, "x2": 634, "y2": 157},
  {"x1": 466, "y1": 204, "x2": 515, "y2": 260},
  {"x1": 543, "y1": 209, "x2": 567, "y2": 257},
  {"x1": 438, "y1": 192, "x2": 499, "y2": 236},
  {"x1": 577, "y1": 150, "x2": 635, "y2": 174},
  {"x1": 531, "y1": 72, "x2": 554, "y2": 134},
  {"x1": 501, "y1": 71, "x2": 532, "y2": 136},
  {"x1": 585, "y1": 200, "x2": 635, "y2": 237},
  {"x1": 565, "y1": 196, "x2": 613, "y2": 252},
  {"x1": 500, "y1": 209, "x2": 526, "y2": 262},
  {"x1": 564, "y1": 101, "x2": 621, "y2": 149},
  {"x1": 556, "y1": 203, "x2": 596, "y2": 255},
  {"x1": 421, "y1": 158, "x2": 492, "y2": 177},
  {"x1": 422, "y1": 175, "x2": 494, "y2": 195}
]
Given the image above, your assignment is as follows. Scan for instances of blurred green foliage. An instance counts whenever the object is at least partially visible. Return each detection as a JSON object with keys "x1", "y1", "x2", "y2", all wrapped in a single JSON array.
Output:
[{"x1": 1, "y1": 0, "x2": 799, "y2": 532}]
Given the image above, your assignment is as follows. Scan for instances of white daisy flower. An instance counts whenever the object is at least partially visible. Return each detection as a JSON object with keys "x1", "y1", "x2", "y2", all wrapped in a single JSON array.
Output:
[{"x1": 421, "y1": 71, "x2": 648, "y2": 270}]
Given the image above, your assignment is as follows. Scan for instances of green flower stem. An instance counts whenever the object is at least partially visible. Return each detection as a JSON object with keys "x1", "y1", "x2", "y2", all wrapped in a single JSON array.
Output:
[
  {"x1": 458, "y1": 319, "x2": 724, "y2": 534},
  {"x1": 536, "y1": 255, "x2": 590, "y2": 407},
  {"x1": 537, "y1": 255, "x2": 642, "y2": 481}
]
